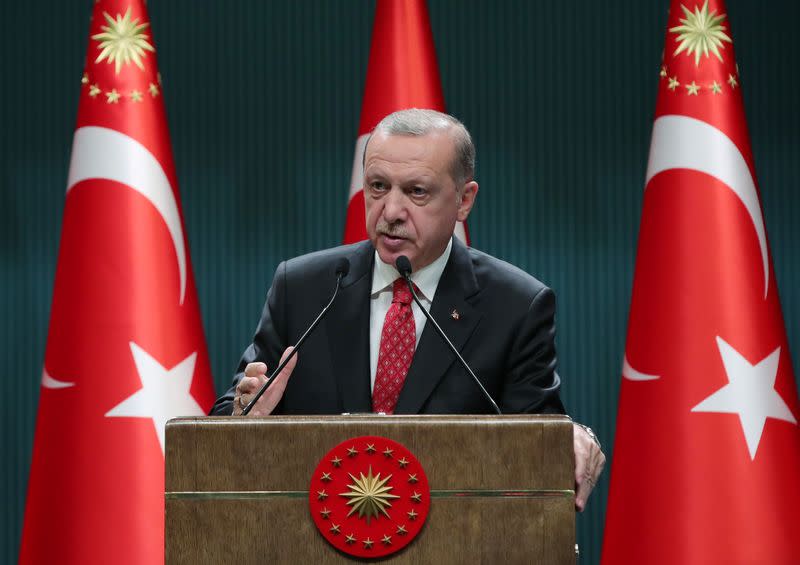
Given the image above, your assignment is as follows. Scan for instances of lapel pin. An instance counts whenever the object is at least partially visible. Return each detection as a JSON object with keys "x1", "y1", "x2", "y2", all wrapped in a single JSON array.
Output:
[{"x1": 450, "y1": 309, "x2": 460, "y2": 320}]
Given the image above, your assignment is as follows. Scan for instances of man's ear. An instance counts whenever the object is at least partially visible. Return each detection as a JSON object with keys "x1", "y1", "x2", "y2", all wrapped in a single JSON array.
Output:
[{"x1": 457, "y1": 181, "x2": 478, "y2": 222}]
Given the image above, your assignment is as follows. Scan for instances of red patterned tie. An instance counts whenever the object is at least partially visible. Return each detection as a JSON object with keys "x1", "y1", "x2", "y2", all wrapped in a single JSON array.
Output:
[{"x1": 372, "y1": 278, "x2": 416, "y2": 414}]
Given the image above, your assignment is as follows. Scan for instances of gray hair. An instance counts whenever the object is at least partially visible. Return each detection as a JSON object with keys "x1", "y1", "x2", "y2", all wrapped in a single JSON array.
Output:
[{"x1": 366, "y1": 108, "x2": 476, "y2": 186}]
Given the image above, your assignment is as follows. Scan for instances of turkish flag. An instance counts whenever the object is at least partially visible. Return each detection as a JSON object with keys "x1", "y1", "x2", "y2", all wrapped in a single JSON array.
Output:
[
  {"x1": 342, "y1": 0, "x2": 468, "y2": 244},
  {"x1": 603, "y1": 1, "x2": 800, "y2": 563},
  {"x1": 19, "y1": 1, "x2": 216, "y2": 563}
]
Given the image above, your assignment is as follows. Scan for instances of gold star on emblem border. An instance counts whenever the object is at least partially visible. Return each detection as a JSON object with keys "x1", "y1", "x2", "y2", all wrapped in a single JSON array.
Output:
[
  {"x1": 668, "y1": 76, "x2": 680, "y2": 91},
  {"x1": 330, "y1": 523, "x2": 340, "y2": 535},
  {"x1": 407, "y1": 473, "x2": 418, "y2": 483},
  {"x1": 363, "y1": 538, "x2": 373, "y2": 549},
  {"x1": 397, "y1": 457, "x2": 409, "y2": 468},
  {"x1": 345, "y1": 533, "x2": 356, "y2": 545},
  {"x1": 397, "y1": 525, "x2": 408, "y2": 535},
  {"x1": 365, "y1": 443, "x2": 376, "y2": 454},
  {"x1": 130, "y1": 89, "x2": 143, "y2": 102},
  {"x1": 89, "y1": 84, "x2": 101, "y2": 98},
  {"x1": 382, "y1": 447, "x2": 393, "y2": 458},
  {"x1": 347, "y1": 446, "x2": 358, "y2": 457},
  {"x1": 81, "y1": 73, "x2": 89, "y2": 85},
  {"x1": 728, "y1": 73, "x2": 738, "y2": 88},
  {"x1": 686, "y1": 81, "x2": 700, "y2": 95},
  {"x1": 321, "y1": 472, "x2": 332, "y2": 482},
  {"x1": 149, "y1": 82, "x2": 159, "y2": 97},
  {"x1": 320, "y1": 507, "x2": 331, "y2": 519},
  {"x1": 710, "y1": 81, "x2": 722, "y2": 94},
  {"x1": 105, "y1": 89, "x2": 120, "y2": 104},
  {"x1": 407, "y1": 509, "x2": 418, "y2": 520},
  {"x1": 410, "y1": 491, "x2": 422, "y2": 503},
  {"x1": 331, "y1": 456, "x2": 342, "y2": 467},
  {"x1": 317, "y1": 489, "x2": 328, "y2": 500},
  {"x1": 660, "y1": 65, "x2": 667, "y2": 78},
  {"x1": 382, "y1": 534, "x2": 392, "y2": 545}
]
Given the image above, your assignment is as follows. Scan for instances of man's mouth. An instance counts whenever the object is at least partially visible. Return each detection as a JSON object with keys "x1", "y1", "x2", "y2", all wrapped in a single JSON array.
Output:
[{"x1": 379, "y1": 232, "x2": 409, "y2": 249}]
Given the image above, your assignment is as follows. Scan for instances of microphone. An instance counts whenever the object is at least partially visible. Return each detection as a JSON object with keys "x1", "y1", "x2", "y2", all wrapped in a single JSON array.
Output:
[
  {"x1": 242, "y1": 257, "x2": 351, "y2": 415},
  {"x1": 395, "y1": 256, "x2": 502, "y2": 415}
]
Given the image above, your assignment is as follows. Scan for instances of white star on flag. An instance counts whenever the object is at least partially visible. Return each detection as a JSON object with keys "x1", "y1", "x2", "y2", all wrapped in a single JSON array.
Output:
[
  {"x1": 106, "y1": 342, "x2": 205, "y2": 454},
  {"x1": 692, "y1": 336, "x2": 797, "y2": 459}
]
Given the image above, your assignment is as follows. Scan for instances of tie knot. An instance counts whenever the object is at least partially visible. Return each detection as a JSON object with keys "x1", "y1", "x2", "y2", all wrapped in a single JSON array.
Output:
[{"x1": 392, "y1": 278, "x2": 413, "y2": 305}]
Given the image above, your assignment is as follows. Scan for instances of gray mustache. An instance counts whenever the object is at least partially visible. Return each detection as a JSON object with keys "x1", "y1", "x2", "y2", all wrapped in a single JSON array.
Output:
[{"x1": 376, "y1": 221, "x2": 410, "y2": 239}]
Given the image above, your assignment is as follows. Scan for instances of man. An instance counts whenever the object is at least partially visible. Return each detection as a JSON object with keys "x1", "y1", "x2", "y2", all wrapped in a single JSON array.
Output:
[{"x1": 211, "y1": 109, "x2": 605, "y2": 510}]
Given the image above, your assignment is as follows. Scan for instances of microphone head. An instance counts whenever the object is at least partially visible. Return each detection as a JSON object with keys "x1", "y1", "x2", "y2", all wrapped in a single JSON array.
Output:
[
  {"x1": 334, "y1": 257, "x2": 351, "y2": 277},
  {"x1": 395, "y1": 256, "x2": 412, "y2": 277}
]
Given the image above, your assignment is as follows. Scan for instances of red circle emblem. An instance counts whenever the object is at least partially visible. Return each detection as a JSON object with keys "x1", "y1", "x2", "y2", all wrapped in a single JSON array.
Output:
[{"x1": 309, "y1": 435, "x2": 430, "y2": 558}]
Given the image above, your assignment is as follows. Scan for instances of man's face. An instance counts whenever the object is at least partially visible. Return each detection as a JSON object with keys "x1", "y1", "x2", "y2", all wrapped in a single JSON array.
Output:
[{"x1": 363, "y1": 130, "x2": 477, "y2": 272}]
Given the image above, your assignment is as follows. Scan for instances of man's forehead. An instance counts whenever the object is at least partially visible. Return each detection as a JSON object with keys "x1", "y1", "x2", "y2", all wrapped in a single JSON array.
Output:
[{"x1": 364, "y1": 130, "x2": 456, "y2": 164}]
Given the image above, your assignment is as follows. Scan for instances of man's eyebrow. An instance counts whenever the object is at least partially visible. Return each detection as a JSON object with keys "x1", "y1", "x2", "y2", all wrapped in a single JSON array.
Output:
[
  {"x1": 363, "y1": 166, "x2": 386, "y2": 177},
  {"x1": 403, "y1": 173, "x2": 435, "y2": 184}
]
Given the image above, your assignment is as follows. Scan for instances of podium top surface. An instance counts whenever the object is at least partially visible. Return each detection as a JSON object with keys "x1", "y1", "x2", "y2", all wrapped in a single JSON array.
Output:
[{"x1": 166, "y1": 414, "x2": 573, "y2": 493}]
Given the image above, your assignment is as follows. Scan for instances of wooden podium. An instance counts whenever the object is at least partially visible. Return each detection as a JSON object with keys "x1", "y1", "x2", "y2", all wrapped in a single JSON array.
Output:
[{"x1": 165, "y1": 414, "x2": 575, "y2": 564}]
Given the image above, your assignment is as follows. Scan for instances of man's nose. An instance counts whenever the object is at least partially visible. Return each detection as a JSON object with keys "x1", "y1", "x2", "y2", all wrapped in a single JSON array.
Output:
[{"x1": 382, "y1": 187, "x2": 407, "y2": 222}]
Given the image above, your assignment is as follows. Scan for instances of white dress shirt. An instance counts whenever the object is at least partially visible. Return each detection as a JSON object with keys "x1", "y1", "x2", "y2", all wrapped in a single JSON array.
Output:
[{"x1": 369, "y1": 238, "x2": 453, "y2": 391}]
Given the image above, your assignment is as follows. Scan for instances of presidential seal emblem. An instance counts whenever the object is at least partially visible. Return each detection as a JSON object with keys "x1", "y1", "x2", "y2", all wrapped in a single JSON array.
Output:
[{"x1": 309, "y1": 436, "x2": 430, "y2": 558}]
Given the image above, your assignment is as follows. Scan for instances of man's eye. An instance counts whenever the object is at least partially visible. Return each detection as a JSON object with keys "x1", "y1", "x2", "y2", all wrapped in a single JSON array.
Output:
[
  {"x1": 410, "y1": 186, "x2": 427, "y2": 197},
  {"x1": 370, "y1": 181, "x2": 387, "y2": 191}
]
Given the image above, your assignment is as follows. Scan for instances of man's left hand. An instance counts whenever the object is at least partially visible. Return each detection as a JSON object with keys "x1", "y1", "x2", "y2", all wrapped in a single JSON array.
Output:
[{"x1": 573, "y1": 422, "x2": 605, "y2": 512}]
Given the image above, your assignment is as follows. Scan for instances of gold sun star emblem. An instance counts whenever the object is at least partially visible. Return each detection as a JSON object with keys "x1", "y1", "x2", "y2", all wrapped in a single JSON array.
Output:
[
  {"x1": 92, "y1": 7, "x2": 155, "y2": 74},
  {"x1": 670, "y1": 0, "x2": 732, "y2": 66},
  {"x1": 339, "y1": 466, "x2": 400, "y2": 524}
]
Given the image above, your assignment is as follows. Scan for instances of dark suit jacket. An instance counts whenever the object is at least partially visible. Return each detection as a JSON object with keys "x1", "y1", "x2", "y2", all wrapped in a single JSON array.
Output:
[{"x1": 211, "y1": 238, "x2": 565, "y2": 416}]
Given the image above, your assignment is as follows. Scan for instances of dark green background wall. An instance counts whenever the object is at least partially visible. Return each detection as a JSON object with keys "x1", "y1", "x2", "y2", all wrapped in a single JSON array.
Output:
[{"x1": 2, "y1": 1, "x2": 798, "y2": 563}]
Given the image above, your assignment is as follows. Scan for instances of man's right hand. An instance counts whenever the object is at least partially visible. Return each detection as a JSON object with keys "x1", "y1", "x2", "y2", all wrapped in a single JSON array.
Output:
[{"x1": 232, "y1": 346, "x2": 297, "y2": 416}]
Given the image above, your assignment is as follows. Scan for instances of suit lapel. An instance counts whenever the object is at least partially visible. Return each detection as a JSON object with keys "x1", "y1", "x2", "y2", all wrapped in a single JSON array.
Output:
[
  {"x1": 394, "y1": 239, "x2": 482, "y2": 414},
  {"x1": 327, "y1": 242, "x2": 374, "y2": 413}
]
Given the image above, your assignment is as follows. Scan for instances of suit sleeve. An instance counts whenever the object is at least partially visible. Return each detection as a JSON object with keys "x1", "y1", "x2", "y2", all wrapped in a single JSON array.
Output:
[
  {"x1": 499, "y1": 285, "x2": 566, "y2": 414},
  {"x1": 209, "y1": 261, "x2": 289, "y2": 415}
]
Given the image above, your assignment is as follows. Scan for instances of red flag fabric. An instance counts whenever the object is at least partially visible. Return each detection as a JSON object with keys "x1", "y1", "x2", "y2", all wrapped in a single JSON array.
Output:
[
  {"x1": 342, "y1": 0, "x2": 469, "y2": 244},
  {"x1": 20, "y1": 1, "x2": 216, "y2": 563},
  {"x1": 603, "y1": 1, "x2": 800, "y2": 563}
]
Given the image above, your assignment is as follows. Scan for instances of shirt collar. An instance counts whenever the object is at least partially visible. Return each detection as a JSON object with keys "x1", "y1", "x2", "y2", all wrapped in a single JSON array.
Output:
[{"x1": 371, "y1": 238, "x2": 453, "y2": 302}]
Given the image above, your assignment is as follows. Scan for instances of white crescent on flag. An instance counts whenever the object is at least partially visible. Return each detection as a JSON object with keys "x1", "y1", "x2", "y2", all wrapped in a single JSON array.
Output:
[
  {"x1": 625, "y1": 114, "x2": 770, "y2": 382},
  {"x1": 66, "y1": 126, "x2": 188, "y2": 304},
  {"x1": 41, "y1": 367, "x2": 75, "y2": 389},
  {"x1": 645, "y1": 115, "x2": 769, "y2": 298},
  {"x1": 622, "y1": 355, "x2": 660, "y2": 381}
]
